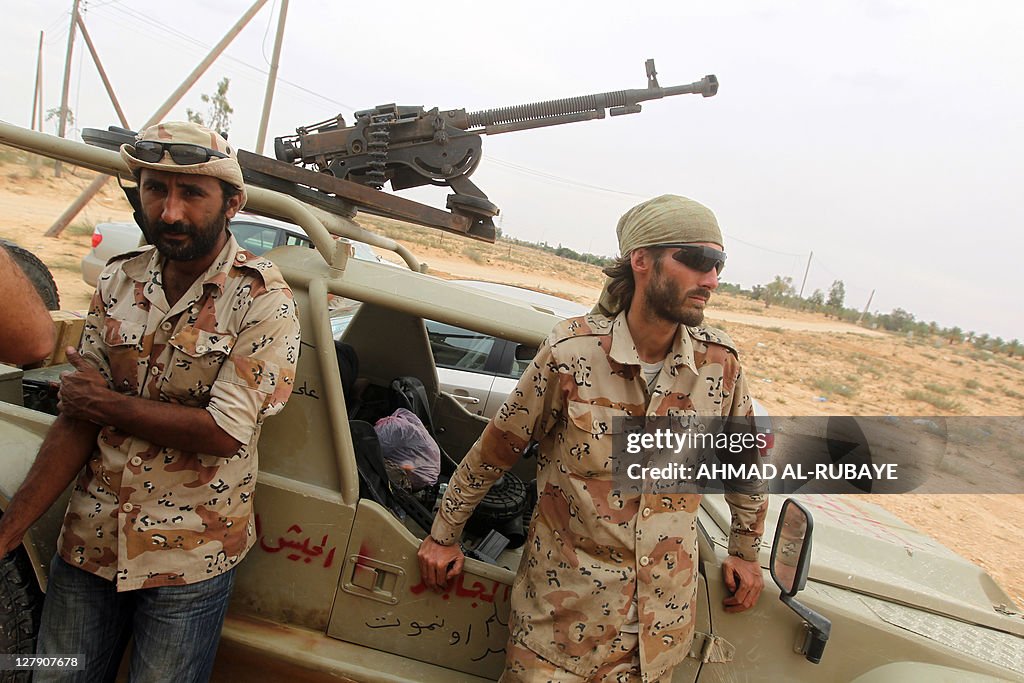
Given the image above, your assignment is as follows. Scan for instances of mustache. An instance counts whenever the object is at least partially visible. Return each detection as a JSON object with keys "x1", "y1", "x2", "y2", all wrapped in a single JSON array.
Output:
[
  {"x1": 152, "y1": 220, "x2": 196, "y2": 235},
  {"x1": 685, "y1": 287, "x2": 712, "y2": 300}
]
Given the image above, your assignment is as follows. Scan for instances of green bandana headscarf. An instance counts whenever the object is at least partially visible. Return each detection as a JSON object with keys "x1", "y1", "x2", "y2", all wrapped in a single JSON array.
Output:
[{"x1": 593, "y1": 195, "x2": 724, "y2": 316}]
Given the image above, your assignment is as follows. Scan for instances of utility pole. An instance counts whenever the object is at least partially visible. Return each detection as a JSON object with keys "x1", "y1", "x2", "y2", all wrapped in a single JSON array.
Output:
[
  {"x1": 54, "y1": 0, "x2": 81, "y2": 177},
  {"x1": 143, "y1": 0, "x2": 269, "y2": 131},
  {"x1": 798, "y1": 250, "x2": 812, "y2": 299},
  {"x1": 856, "y1": 289, "x2": 875, "y2": 325},
  {"x1": 76, "y1": 13, "x2": 129, "y2": 128},
  {"x1": 45, "y1": 0, "x2": 271, "y2": 238},
  {"x1": 32, "y1": 32, "x2": 45, "y2": 132},
  {"x1": 255, "y1": 0, "x2": 289, "y2": 155}
]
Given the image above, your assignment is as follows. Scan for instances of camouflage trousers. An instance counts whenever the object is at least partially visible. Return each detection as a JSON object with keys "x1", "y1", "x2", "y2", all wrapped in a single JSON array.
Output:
[{"x1": 499, "y1": 634, "x2": 673, "y2": 683}]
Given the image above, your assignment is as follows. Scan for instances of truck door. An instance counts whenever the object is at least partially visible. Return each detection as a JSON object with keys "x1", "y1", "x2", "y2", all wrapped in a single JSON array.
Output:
[{"x1": 328, "y1": 500, "x2": 513, "y2": 680}]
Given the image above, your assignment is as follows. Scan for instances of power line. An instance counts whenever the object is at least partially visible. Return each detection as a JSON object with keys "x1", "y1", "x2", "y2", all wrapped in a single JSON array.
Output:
[
  {"x1": 488, "y1": 158, "x2": 812, "y2": 259},
  {"x1": 94, "y1": 3, "x2": 355, "y2": 111},
  {"x1": 85, "y1": 0, "x2": 123, "y2": 9},
  {"x1": 42, "y1": 9, "x2": 71, "y2": 35},
  {"x1": 488, "y1": 157, "x2": 648, "y2": 198},
  {"x1": 724, "y1": 233, "x2": 802, "y2": 257},
  {"x1": 261, "y1": 0, "x2": 278, "y2": 66}
]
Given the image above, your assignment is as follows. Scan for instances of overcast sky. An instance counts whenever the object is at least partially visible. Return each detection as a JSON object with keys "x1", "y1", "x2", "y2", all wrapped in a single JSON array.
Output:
[{"x1": 2, "y1": 0, "x2": 1021, "y2": 341}]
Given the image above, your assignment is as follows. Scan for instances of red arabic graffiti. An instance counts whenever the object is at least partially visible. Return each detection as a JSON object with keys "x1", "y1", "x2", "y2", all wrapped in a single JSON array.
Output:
[
  {"x1": 255, "y1": 514, "x2": 337, "y2": 569},
  {"x1": 410, "y1": 572, "x2": 512, "y2": 607}
]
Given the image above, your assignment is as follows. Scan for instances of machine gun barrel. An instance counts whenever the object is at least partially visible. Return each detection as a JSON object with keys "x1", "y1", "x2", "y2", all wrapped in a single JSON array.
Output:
[{"x1": 465, "y1": 74, "x2": 718, "y2": 135}]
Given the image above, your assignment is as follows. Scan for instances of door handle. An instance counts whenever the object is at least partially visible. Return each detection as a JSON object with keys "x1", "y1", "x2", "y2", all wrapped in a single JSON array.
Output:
[
  {"x1": 343, "y1": 555, "x2": 405, "y2": 605},
  {"x1": 452, "y1": 394, "x2": 480, "y2": 405}
]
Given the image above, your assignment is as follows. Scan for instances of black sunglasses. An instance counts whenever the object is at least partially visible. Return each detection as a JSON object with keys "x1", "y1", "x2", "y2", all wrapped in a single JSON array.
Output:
[
  {"x1": 131, "y1": 140, "x2": 228, "y2": 166},
  {"x1": 660, "y1": 243, "x2": 726, "y2": 274}
]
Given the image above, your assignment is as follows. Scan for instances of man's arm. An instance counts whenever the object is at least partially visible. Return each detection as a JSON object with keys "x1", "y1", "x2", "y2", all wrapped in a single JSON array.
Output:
[
  {"x1": 417, "y1": 422, "x2": 530, "y2": 590},
  {"x1": 0, "y1": 415, "x2": 100, "y2": 556},
  {"x1": 61, "y1": 280, "x2": 299, "y2": 458},
  {"x1": 418, "y1": 336, "x2": 561, "y2": 590},
  {"x1": 721, "y1": 367, "x2": 769, "y2": 612},
  {"x1": 58, "y1": 347, "x2": 242, "y2": 456},
  {"x1": 0, "y1": 245, "x2": 56, "y2": 365}
]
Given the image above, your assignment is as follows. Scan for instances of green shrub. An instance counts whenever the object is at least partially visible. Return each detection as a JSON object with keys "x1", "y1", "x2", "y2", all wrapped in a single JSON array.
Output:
[
  {"x1": 813, "y1": 376, "x2": 857, "y2": 398},
  {"x1": 462, "y1": 246, "x2": 486, "y2": 264},
  {"x1": 904, "y1": 389, "x2": 963, "y2": 412}
]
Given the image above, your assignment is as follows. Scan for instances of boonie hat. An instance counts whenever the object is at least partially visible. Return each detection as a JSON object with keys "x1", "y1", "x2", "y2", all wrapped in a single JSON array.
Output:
[{"x1": 120, "y1": 121, "x2": 247, "y2": 208}]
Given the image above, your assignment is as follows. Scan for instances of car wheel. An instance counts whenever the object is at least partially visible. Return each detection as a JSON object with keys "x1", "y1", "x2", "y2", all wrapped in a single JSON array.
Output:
[
  {"x1": 1, "y1": 240, "x2": 60, "y2": 311},
  {"x1": 0, "y1": 546, "x2": 44, "y2": 682}
]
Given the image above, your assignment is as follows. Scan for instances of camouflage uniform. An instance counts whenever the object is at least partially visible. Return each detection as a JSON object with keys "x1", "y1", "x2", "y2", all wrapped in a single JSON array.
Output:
[
  {"x1": 432, "y1": 311, "x2": 767, "y2": 682},
  {"x1": 58, "y1": 236, "x2": 300, "y2": 591}
]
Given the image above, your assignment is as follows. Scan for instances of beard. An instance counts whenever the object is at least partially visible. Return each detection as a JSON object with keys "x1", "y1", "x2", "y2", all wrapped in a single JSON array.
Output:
[
  {"x1": 143, "y1": 213, "x2": 227, "y2": 262},
  {"x1": 645, "y1": 259, "x2": 711, "y2": 327}
]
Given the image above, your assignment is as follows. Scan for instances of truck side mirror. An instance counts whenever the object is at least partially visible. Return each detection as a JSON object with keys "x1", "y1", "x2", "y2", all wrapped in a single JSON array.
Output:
[
  {"x1": 770, "y1": 499, "x2": 831, "y2": 664},
  {"x1": 771, "y1": 498, "x2": 811, "y2": 594}
]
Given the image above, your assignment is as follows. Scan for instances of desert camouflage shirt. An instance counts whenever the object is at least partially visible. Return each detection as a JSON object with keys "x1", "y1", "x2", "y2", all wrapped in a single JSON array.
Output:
[
  {"x1": 431, "y1": 311, "x2": 768, "y2": 680},
  {"x1": 58, "y1": 237, "x2": 300, "y2": 591}
]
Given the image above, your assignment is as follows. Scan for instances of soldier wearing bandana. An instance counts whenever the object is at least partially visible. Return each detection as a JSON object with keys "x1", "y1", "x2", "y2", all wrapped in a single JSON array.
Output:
[{"x1": 419, "y1": 195, "x2": 768, "y2": 682}]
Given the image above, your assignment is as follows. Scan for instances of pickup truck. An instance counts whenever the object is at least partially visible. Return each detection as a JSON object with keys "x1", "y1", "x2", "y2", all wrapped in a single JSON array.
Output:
[{"x1": 0, "y1": 122, "x2": 1022, "y2": 682}]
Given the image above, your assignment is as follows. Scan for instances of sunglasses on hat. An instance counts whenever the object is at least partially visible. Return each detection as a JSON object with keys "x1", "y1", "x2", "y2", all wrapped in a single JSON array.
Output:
[
  {"x1": 131, "y1": 140, "x2": 228, "y2": 166},
  {"x1": 659, "y1": 243, "x2": 726, "y2": 274}
]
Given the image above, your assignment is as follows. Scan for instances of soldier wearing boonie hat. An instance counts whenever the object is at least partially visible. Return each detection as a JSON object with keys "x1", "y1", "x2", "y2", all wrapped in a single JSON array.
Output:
[
  {"x1": 1, "y1": 120, "x2": 301, "y2": 682},
  {"x1": 419, "y1": 194, "x2": 767, "y2": 682}
]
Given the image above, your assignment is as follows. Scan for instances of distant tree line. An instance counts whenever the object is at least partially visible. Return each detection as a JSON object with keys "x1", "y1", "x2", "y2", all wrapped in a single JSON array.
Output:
[
  {"x1": 499, "y1": 232, "x2": 613, "y2": 268},
  {"x1": 499, "y1": 231, "x2": 1021, "y2": 358},
  {"x1": 720, "y1": 274, "x2": 1022, "y2": 358}
]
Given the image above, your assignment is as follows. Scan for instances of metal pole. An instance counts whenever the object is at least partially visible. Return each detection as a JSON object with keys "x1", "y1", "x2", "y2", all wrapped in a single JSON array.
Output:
[
  {"x1": 44, "y1": 0, "x2": 271, "y2": 238},
  {"x1": 798, "y1": 250, "x2": 812, "y2": 299},
  {"x1": 32, "y1": 32, "x2": 44, "y2": 131},
  {"x1": 142, "y1": 0, "x2": 270, "y2": 128},
  {"x1": 856, "y1": 289, "x2": 875, "y2": 325},
  {"x1": 254, "y1": 0, "x2": 289, "y2": 154},
  {"x1": 54, "y1": 0, "x2": 81, "y2": 176},
  {"x1": 75, "y1": 14, "x2": 129, "y2": 128}
]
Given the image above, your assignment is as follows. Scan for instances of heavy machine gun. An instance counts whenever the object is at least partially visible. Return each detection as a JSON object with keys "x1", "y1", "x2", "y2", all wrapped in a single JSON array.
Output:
[{"x1": 86, "y1": 60, "x2": 717, "y2": 243}]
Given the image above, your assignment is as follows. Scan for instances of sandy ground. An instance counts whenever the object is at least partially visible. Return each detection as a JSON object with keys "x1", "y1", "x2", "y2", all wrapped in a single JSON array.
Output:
[{"x1": 2, "y1": 155, "x2": 1022, "y2": 609}]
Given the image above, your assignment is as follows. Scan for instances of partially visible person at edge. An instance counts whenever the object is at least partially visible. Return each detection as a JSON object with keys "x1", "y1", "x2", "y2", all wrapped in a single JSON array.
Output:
[
  {"x1": 0, "y1": 120, "x2": 301, "y2": 683},
  {"x1": 0, "y1": 244, "x2": 57, "y2": 365},
  {"x1": 418, "y1": 194, "x2": 769, "y2": 682}
]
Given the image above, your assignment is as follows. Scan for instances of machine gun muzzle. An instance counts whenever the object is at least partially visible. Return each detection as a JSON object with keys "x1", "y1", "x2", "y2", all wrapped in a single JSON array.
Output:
[{"x1": 464, "y1": 63, "x2": 717, "y2": 135}]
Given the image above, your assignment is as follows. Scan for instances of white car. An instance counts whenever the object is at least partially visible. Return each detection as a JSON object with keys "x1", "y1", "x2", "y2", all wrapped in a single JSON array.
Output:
[
  {"x1": 428, "y1": 281, "x2": 589, "y2": 417},
  {"x1": 333, "y1": 281, "x2": 588, "y2": 418},
  {"x1": 81, "y1": 213, "x2": 385, "y2": 287}
]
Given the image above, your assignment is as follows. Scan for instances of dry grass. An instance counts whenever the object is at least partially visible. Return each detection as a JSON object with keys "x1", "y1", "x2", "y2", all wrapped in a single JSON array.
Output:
[
  {"x1": 904, "y1": 389, "x2": 963, "y2": 412},
  {"x1": 812, "y1": 375, "x2": 858, "y2": 398}
]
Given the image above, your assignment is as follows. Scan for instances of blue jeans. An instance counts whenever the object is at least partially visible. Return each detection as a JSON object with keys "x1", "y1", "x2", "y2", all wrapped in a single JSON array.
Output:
[{"x1": 35, "y1": 555, "x2": 236, "y2": 683}]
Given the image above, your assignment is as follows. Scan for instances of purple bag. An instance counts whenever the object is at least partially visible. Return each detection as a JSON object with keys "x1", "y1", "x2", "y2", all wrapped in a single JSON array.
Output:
[{"x1": 374, "y1": 408, "x2": 440, "y2": 491}]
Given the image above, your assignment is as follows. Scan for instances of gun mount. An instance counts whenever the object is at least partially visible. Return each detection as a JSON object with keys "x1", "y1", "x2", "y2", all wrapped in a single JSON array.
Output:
[{"x1": 85, "y1": 60, "x2": 717, "y2": 244}]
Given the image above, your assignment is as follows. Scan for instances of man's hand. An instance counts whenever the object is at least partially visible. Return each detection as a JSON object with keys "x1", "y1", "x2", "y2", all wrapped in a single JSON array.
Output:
[
  {"x1": 417, "y1": 535, "x2": 465, "y2": 591},
  {"x1": 57, "y1": 348, "x2": 109, "y2": 422},
  {"x1": 722, "y1": 554, "x2": 764, "y2": 613},
  {"x1": 0, "y1": 527, "x2": 23, "y2": 559}
]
